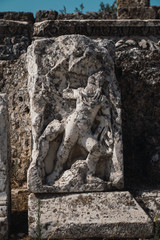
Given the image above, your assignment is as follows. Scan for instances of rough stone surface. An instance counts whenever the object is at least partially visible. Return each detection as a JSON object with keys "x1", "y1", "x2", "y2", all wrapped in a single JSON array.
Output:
[
  {"x1": 27, "y1": 35, "x2": 123, "y2": 193},
  {"x1": 35, "y1": 10, "x2": 58, "y2": 22},
  {"x1": 28, "y1": 191, "x2": 153, "y2": 239},
  {"x1": 135, "y1": 190, "x2": 160, "y2": 220},
  {"x1": 117, "y1": 6, "x2": 160, "y2": 19},
  {"x1": 0, "y1": 12, "x2": 34, "y2": 22},
  {"x1": 11, "y1": 189, "x2": 29, "y2": 212},
  {"x1": 57, "y1": 12, "x2": 117, "y2": 20},
  {"x1": 0, "y1": 18, "x2": 159, "y2": 192},
  {"x1": 0, "y1": 55, "x2": 31, "y2": 188},
  {"x1": 0, "y1": 18, "x2": 32, "y2": 188},
  {"x1": 115, "y1": 46, "x2": 160, "y2": 188},
  {"x1": 0, "y1": 20, "x2": 33, "y2": 60},
  {"x1": 116, "y1": 0, "x2": 160, "y2": 19},
  {"x1": 0, "y1": 94, "x2": 10, "y2": 239},
  {"x1": 115, "y1": 36, "x2": 160, "y2": 51},
  {"x1": 24, "y1": 34, "x2": 160, "y2": 192},
  {"x1": 33, "y1": 20, "x2": 160, "y2": 38},
  {"x1": 117, "y1": 0, "x2": 150, "y2": 8},
  {"x1": 0, "y1": 12, "x2": 160, "y2": 238},
  {"x1": 35, "y1": 11, "x2": 117, "y2": 21}
]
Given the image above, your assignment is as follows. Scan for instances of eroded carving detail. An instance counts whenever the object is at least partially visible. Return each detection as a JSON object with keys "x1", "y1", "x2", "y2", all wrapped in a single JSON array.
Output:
[
  {"x1": 41, "y1": 72, "x2": 113, "y2": 185},
  {"x1": 27, "y1": 35, "x2": 123, "y2": 193}
]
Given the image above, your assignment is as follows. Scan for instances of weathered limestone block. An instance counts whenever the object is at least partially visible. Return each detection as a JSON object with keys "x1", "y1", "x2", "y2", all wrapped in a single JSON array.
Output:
[
  {"x1": 0, "y1": 95, "x2": 9, "y2": 194},
  {"x1": 28, "y1": 192, "x2": 153, "y2": 239},
  {"x1": 0, "y1": 55, "x2": 31, "y2": 187},
  {"x1": 0, "y1": 20, "x2": 33, "y2": 60},
  {"x1": 33, "y1": 20, "x2": 160, "y2": 38},
  {"x1": 117, "y1": 0, "x2": 150, "y2": 9},
  {"x1": 27, "y1": 35, "x2": 123, "y2": 193},
  {"x1": 0, "y1": 12, "x2": 34, "y2": 22},
  {"x1": 117, "y1": 0, "x2": 158, "y2": 19},
  {"x1": 0, "y1": 94, "x2": 10, "y2": 239},
  {"x1": 35, "y1": 10, "x2": 58, "y2": 22},
  {"x1": 118, "y1": 7, "x2": 157, "y2": 19}
]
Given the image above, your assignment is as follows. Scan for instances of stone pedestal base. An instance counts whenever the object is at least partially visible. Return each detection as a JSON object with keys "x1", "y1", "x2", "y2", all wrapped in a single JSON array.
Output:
[{"x1": 28, "y1": 191, "x2": 153, "y2": 239}]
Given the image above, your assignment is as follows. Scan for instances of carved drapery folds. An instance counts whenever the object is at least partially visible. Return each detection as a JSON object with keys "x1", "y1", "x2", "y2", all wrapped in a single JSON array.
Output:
[{"x1": 27, "y1": 35, "x2": 123, "y2": 193}]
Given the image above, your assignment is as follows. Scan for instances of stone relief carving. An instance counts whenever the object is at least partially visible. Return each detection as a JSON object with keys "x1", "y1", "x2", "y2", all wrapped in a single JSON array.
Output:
[
  {"x1": 27, "y1": 35, "x2": 123, "y2": 193},
  {"x1": 44, "y1": 72, "x2": 113, "y2": 185}
]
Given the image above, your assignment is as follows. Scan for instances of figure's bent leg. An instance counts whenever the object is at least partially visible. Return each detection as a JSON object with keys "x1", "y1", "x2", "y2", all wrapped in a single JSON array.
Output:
[
  {"x1": 47, "y1": 129, "x2": 79, "y2": 185},
  {"x1": 79, "y1": 135, "x2": 101, "y2": 176},
  {"x1": 86, "y1": 144, "x2": 101, "y2": 176},
  {"x1": 35, "y1": 120, "x2": 64, "y2": 179}
]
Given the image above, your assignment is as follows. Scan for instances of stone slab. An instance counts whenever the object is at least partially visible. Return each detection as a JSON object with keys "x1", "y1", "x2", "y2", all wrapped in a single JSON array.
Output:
[
  {"x1": 28, "y1": 191, "x2": 153, "y2": 239},
  {"x1": 27, "y1": 35, "x2": 123, "y2": 193},
  {"x1": 135, "y1": 190, "x2": 160, "y2": 221}
]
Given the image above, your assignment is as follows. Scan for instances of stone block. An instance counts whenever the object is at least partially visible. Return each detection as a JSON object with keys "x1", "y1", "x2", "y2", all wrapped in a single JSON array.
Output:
[
  {"x1": 0, "y1": 95, "x2": 9, "y2": 195},
  {"x1": 0, "y1": 94, "x2": 10, "y2": 239},
  {"x1": 0, "y1": 12, "x2": 34, "y2": 22},
  {"x1": 28, "y1": 191, "x2": 153, "y2": 239},
  {"x1": 116, "y1": 0, "x2": 158, "y2": 19},
  {"x1": 0, "y1": 20, "x2": 32, "y2": 60},
  {"x1": 27, "y1": 35, "x2": 123, "y2": 193},
  {"x1": 118, "y1": 7, "x2": 157, "y2": 19},
  {"x1": 117, "y1": 0, "x2": 150, "y2": 9},
  {"x1": 35, "y1": 10, "x2": 58, "y2": 22},
  {"x1": 33, "y1": 20, "x2": 160, "y2": 38},
  {"x1": 135, "y1": 190, "x2": 160, "y2": 220}
]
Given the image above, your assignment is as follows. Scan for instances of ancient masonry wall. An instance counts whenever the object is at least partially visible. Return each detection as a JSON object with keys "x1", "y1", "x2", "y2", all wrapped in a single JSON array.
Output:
[{"x1": 0, "y1": 2, "x2": 160, "y2": 236}]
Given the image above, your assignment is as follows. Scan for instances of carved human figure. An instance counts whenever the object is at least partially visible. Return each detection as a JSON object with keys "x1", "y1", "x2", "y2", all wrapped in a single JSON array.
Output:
[{"x1": 45, "y1": 72, "x2": 113, "y2": 185}]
